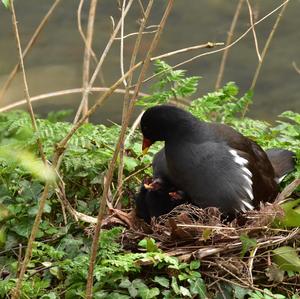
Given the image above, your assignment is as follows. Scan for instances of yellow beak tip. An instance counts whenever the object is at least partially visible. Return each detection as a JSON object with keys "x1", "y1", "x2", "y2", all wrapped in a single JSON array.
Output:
[{"x1": 142, "y1": 147, "x2": 149, "y2": 155}]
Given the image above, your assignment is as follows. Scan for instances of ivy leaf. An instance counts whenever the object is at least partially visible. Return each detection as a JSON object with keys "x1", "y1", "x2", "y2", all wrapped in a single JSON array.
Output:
[
  {"x1": 188, "y1": 278, "x2": 207, "y2": 298},
  {"x1": 138, "y1": 287, "x2": 160, "y2": 299},
  {"x1": 153, "y1": 276, "x2": 169, "y2": 288},
  {"x1": 232, "y1": 285, "x2": 250, "y2": 299},
  {"x1": 179, "y1": 286, "x2": 192, "y2": 298},
  {"x1": 171, "y1": 277, "x2": 180, "y2": 295},
  {"x1": 276, "y1": 198, "x2": 300, "y2": 227},
  {"x1": 273, "y1": 246, "x2": 300, "y2": 272},
  {"x1": 189, "y1": 260, "x2": 200, "y2": 270}
]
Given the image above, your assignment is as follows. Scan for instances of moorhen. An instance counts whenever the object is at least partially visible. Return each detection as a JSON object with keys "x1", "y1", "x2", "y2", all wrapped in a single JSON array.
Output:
[
  {"x1": 140, "y1": 105, "x2": 295, "y2": 217},
  {"x1": 135, "y1": 149, "x2": 188, "y2": 223},
  {"x1": 135, "y1": 174, "x2": 187, "y2": 223}
]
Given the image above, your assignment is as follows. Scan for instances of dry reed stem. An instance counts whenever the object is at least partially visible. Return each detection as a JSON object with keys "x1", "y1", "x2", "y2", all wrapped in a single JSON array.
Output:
[
  {"x1": 9, "y1": 1, "x2": 52, "y2": 297},
  {"x1": 73, "y1": 0, "x2": 134, "y2": 124},
  {"x1": 0, "y1": 87, "x2": 149, "y2": 113},
  {"x1": 116, "y1": 0, "x2": 154, "y2": 206},
  {"x1": 85, "y1": 1, "x2": 174, "y2": 297},
  {"x1": 250, "y1": 1, "x2": 289, "y2": 90},
  {"x1": 77, "y1": 0, "x2": 98, "y2": 64},
  {"x1": 81, "y1": 0, "x2": 98, "y2": 121},
  {"x1": 0, "y1": 0, "x2": 62, "y2": 102},
  {"x1": 215, "y1": 0, "x2": 244, "y2": 90},
  {"x1": 116, "y1": 0, "x2": 132, "y2": 204},
  {"x1": 242, "y1": 0, "x2": 289, "y2": 116},
  {"x1": 292, "y1": 61, "x2": 300, "y2": 74},
  {"x1": 248, "y1": 245, "x2": 259, "y2": 286},
  {"x1": 0, "y1": 42, "x2": 222, "y2": 114},
  {"x1": 170, "y1": 0, "x2": 289, "y2": 74},
  {"x1": 120, "y1": 0, "x2": 127, "y2": 87},
  {"x1": 115, "y1": 27, "x2": 158, "y2": 40},
  {"x1": 247, "y1": 0, "x2": 261, "y2": 62}
]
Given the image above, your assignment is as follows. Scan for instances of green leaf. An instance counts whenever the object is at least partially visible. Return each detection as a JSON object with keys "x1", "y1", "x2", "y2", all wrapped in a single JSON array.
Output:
[
  {"x1": 240, "y1": 234, "x2": 257, "y2": 257},
  {"x1": 138, "y1": 287, "x2": 160, "y2": 299},
  {"x1": 171, "y1": 277, "x2": 180, "y2": 295},
  {"x1": 49, "y1": 266, "x2": 64, "y2": 280},
  {"x1": 154, "y1": 276, "x2": 169, "y2": 288},
  {"x1": 232, "y1": 285, "x2": 250, "y2": 299},
  {"x1": 0, "y1": 226, "x2": 7, "y2": 248},
  {"x1": 189, "y1": 260, "x2": 200, "y2": 270},
  {"x1": 273, "y1": 246, "x2": 300, "y2": 272},
  {"x1": 188, "y1": 277, "x2": 207, "y2": 297},
  {"x1": 123, "y1": 156, "x2": 138, "y2": 172},
  {"x1": 276, "y1": 198, "x2": 300, "y2": 227},
  {"x1": 0, "y1": 147, "x2": 56, "y2": 183},
  {"x1": 40, "y1": 292, "x2": 58, "y2": 299},
  {"x1": 1, "y1": 0, "x2": 9, "y2": 8},
  {"x1": 119, "y1": 278, "x2": 132, "y2": 288},
  {"x1": 179, "y1": 286, "x2": 192, "y2": 298},
  {"x1": 138, "y1": 238, "x2": 159, "y2": 252}
]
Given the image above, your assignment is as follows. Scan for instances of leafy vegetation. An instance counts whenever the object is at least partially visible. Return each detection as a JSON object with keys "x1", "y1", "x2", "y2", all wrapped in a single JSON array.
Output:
[{"x1": 0, "y1": 60, "x2": 299, "y2": 298}]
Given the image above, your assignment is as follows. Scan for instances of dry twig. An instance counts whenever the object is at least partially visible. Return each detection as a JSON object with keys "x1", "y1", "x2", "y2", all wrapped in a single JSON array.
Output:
[
  {"x1": 0, "y1": 0, "x2": 62, "y2": 102},
  {"x1": 81, "y1": 0, "x2": 98, "y2": 121},
  {"x1": 9, "y1": 1, "x2": 52, "y2": 297},
  {"x1": 247, "y1": 0, "x2": 261, "y2": 62},
  {"x1": 215, "y1": 0, "x2": 244, "y2": 89},
  {"x1": 249, "y1": 1, "x2": 289, "y2": 91},
  {"x1": 85, "y1": 1, "x2": 174, "y2": 297}
]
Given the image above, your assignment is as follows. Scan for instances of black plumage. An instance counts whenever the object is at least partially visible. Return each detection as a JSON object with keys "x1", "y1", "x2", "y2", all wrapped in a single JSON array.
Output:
[
  {"x1": 135, "y1": 176, "x2": 187, "y2": 223},
  {"x1": 140, "y1": 105, "x2": 295, "y2": 218}
]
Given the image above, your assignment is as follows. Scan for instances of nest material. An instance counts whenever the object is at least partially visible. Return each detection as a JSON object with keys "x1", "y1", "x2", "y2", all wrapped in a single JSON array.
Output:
[
  {"x1": 121, "y1": 198, "x2": 300, "y2": 295},
  {"x1": 96, "y1": 179, "x2": 300, "y2": 295}
]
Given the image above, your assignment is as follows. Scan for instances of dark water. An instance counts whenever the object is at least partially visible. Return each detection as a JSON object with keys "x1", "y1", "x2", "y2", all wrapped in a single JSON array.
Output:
[{"x1": 0, "y1": 1, "x2": 299, "y2": 124}]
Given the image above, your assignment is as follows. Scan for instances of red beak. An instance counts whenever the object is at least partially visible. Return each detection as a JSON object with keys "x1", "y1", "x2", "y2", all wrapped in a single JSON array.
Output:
[{"x1": 142, "y1": 137, "x2": 153, "y2": 154}]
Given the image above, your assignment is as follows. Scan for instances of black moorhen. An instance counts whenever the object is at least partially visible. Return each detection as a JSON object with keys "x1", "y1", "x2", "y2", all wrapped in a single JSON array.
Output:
[
  {"x1": 135, "y1": 176, "x2": 187, "y2": 223},
  {"x1": 135, "y1": 149, "x2": 189, "y2": 223},
  {"x1": 140, "y1": 105, "x2": 295, "y2": 217}
]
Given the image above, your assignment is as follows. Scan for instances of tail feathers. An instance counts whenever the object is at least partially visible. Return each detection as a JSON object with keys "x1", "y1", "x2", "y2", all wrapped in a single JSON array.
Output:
[{"x1": 266, "y1": 149, "x2": 296, "y2": 182}]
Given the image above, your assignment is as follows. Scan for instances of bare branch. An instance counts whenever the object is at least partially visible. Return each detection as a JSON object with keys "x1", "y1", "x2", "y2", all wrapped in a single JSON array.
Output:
[
  {"x1": 244, "y1": 0, "x2": 289, "y2": 116},
  {"x1": 247, "y1": 0, "x2": 261, "y2": 62},
  {"x1": 9, "y1": 1, "x2": 50, "y2": 297},
  {"x1": 81, "y1": 0, "x2": 98, "y2": 121},
  {"x1": 292, "y1": 61, "x2": 300, "y2": 75},
  {"x1": 0, "y1": 87, "x2": 148, "y2": 113},
  {"x1": 0, "y1": 0, "x2": 62, "y2": 102},
  {"x1": 73, "y1": 0, "x2": 134, "y2": 124},
  {"x1": 85, "y1": 1, "x2": 173, "y2": 297},
  {"x1": 174, "y1": 0, "x2": 290, "y2": 70},
  {"x1": 215, "y1": 0, "x2": 244, "y2": 89}
]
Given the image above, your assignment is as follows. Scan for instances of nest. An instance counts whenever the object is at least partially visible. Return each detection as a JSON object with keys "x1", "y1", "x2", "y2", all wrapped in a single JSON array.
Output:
[{"x1": 120, "y1": 180, "x2": 300, "y2": 295}]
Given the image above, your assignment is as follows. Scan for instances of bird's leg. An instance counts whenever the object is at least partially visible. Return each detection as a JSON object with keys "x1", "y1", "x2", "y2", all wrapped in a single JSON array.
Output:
[{"x1": 169, "y1": 190, "x2": 185, "y2": 200}]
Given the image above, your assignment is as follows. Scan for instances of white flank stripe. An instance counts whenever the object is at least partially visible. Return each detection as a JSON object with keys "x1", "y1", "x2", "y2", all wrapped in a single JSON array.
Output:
[
  {"x1": 241, "y1": 166, "x2": 252, "y2": 178},
  {"x1": 241, "y1": 200, "x2": 254, "y2": 210},
  {"x1": 244, "y1": 187, "x2": 254, "y2": 200}
]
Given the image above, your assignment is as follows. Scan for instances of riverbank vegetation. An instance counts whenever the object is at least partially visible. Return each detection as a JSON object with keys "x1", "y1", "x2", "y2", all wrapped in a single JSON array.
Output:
[{"x1": 0, "y1": 1, "x2": 299, "y2": 298}]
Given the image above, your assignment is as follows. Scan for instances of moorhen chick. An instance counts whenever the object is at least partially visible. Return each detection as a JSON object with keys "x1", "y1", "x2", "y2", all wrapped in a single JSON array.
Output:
[
  {"x1": 140, "y1": 105, "x2": 295, "y2": 218},
  {"x1": 135, "y1": 174, "x2": 187, "y2": 223},
  {"x1": 135, "y1": 148, "x2": 188, "y2": 223}
]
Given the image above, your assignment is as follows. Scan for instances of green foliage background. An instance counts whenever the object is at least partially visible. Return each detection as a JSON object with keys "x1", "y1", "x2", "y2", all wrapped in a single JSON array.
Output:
[{"x1": 0, "y1": 61, "x2": 299, "y2": 298}]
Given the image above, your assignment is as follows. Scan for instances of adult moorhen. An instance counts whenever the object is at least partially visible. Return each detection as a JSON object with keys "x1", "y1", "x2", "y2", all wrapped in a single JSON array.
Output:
[{"x1": 140, "y1": 105, "x2": 295, "y2": 218}]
